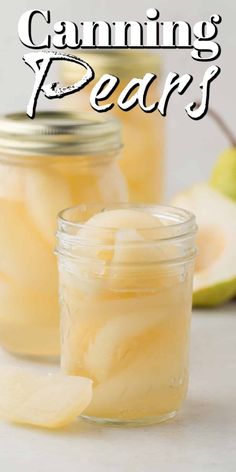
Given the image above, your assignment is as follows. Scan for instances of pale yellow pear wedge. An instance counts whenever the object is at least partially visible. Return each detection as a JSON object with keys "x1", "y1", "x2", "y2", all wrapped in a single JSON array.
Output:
[
  {"x1": 84, "y1": 304, "x2": 166, "y2": 382},
  {"x1": 85, "y1": 334, "x2": 187, "y2": 420},
  {"x1": 26, "y1": 168, "x2": 73, "y2": 246},
  {"x1": 0, "y1": 200, "x2": 58, "y2": 291},
  {"x1": 0, "y1": 163, "x2": 25, "y2": 202},
  {"x1": 0, "y1": 367, "x2": 93, "y2": 429}
]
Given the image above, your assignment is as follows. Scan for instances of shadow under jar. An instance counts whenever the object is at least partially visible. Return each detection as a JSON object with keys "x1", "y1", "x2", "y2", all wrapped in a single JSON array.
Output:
[
  {"x1": 0, "y1": 112, "x2": 127, "y2": 358},
  {"x1": 61, "y1": 50, "x2": 164, "y2": 203},
  {"x1": 56, "y1": 203, "x2": 197, "y2": 425}
]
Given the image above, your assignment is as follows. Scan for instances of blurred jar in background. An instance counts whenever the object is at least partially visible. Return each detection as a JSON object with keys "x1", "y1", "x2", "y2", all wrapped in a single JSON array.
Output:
[
  {"x1": 0, "y1": 111, "x2": 127, "y2": 358},
  {"x1": 61, "y1": 51, "x2": 164, "y2": 203}
]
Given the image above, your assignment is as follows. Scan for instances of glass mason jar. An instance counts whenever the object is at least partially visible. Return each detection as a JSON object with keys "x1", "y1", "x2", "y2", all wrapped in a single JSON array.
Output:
[
  {"x1": 0, "y1": 111, "x2": 127, "y2": 358},
  {"x1": 61, "y1": 50, "x2": 164, "y2": 203},
  {"x1": 56, "y1": 203, "x2": 197, "y2": 425}
]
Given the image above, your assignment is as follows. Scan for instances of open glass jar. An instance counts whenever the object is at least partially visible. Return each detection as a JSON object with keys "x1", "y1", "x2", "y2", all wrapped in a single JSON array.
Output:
[
  {"x1": 61, "y1": 50, "x2": 164, "y2": 203},
  {"x1": 56, "y1": 203, "x2": 197, "y2": 425},
  {"x1": 0, "y1": 112, "x2": 127, "y2": 358}
]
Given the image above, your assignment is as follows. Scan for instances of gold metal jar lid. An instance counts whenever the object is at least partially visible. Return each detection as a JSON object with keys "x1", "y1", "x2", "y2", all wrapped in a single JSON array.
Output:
[
  {"x1": 62, "y1": 50, "x2": 161, "y2": 84},
  {"x1": 0, "y1": 111, "x2": 122, "y2": 156}
]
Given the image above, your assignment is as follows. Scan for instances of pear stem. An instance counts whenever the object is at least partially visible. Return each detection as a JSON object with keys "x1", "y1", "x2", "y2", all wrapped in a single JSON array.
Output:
[{"x1": 195, "y1": 102, "x2": 236, "y2": 147}]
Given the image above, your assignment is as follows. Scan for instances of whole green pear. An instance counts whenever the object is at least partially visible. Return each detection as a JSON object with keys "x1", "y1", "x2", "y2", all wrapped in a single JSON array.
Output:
[{"x1": 210, "y1": 148, "x2": 236, "y2": 201}]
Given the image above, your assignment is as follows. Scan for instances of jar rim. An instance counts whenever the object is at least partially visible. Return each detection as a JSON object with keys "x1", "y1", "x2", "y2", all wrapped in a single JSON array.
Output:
[
  {"x1": 57, "y1": 202, "x2": 197, "y2": 243},
  {"x1": 0, "y1": 111, "x2": 122, "y2": 156},
  {"x1": 56, "y1": 203, "x2": 197, "y2": 267}
]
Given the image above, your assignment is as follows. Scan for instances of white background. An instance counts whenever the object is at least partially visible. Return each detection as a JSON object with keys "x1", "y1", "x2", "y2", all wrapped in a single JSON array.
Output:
[{"x1": 0, "y1": 0, "x2": 235, "y2": 197}]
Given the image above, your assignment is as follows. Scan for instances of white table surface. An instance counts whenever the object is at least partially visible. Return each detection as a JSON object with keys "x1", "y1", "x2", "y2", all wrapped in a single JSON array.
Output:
[{"x1": 0, "y1": 304, "x2": 235, "y2": 472}]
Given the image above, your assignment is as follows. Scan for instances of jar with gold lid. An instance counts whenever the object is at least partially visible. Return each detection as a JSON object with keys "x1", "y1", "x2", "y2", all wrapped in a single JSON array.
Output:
[
  {"x1": 61, "y1": 50, "x2": 164, "y2": 203},
  {"x1": 0, "y1": 111, "x2": 127, "y2": 358}
]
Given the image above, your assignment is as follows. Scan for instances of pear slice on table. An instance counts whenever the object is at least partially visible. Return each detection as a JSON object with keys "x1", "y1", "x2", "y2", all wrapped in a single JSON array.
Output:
[
  {"x1": 0, "y1": 367, "x2": 92, "y2": 429},
  {"x1": 172, "y1": 183, "x2": 236, "y2": 306}
]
